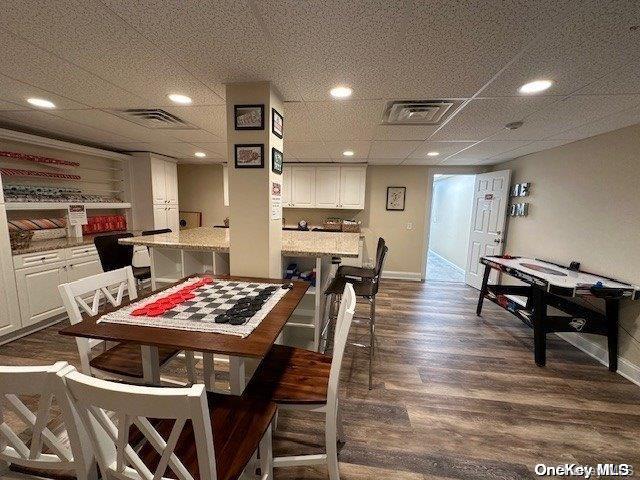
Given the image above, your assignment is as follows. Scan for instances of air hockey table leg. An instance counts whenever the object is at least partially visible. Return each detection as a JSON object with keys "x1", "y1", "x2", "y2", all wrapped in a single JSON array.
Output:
[
  {"x1": 476, "y1": 264, "x2": 491, "y2": 316},
  {"x1": 531, "y1": 289, "x2": 547, "y2": 367},
  {"x1": 605, "y1": 299, "x2": 619, "y2": 372}
]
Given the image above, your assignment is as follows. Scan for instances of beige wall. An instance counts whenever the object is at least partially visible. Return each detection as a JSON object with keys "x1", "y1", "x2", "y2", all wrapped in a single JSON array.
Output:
[
  {"x1": 495, "y1": 123, "x2": 640, "y2": 369},
  {"x1": 177, "y1": 164, "x2": 229, "y2": 226}
]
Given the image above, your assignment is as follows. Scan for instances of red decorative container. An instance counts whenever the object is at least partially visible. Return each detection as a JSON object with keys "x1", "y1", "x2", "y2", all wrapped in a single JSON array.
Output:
[{"x1": 82, "y1": 215, "x2": 127, "y2": 235}]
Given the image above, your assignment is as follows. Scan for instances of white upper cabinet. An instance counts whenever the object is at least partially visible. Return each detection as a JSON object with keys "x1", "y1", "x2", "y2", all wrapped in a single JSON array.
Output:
[
  {"x1": 151, "y1": 158, "x2": 167, "y2": 204},
  {"x1": 164, "y1": 161, "x2": 179, "y2": 204},
  {"x1": 281, "y1": 164, "x2": 366, "y2": 209},
  {"x1": 315, "y1": 166, "x2": 340, "y2": 208},
  {"x1": 339, "y1": 166, "x2": 367, "y2": 209},
  {"x1": 291, "y1": 166, "x2": 316, "y2": 208}
]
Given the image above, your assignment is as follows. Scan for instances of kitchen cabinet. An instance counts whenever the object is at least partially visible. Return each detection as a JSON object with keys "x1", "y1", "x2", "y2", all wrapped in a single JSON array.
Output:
[
  {"x1": 281, "y1": 164, "x2": 367, "y2": 209},
  {"x1": 291, "y1": 166, "x2": 316, "y2": 207},
  {"x1": 66, "y1": 257, "x2": 102, "y2": 283},
  {"x1": 315, "y1": 166, "x2": 341, "y2": 208},
  {"x1": 15, "y1": 261, "x2": 68, "y2": 328},
  {"x1": 151, "y1": 158, "x2": 167, "y2": 204},
  {"x1": 339, "y1": 166, "x2": 367, "y2": 209},
  {"x1": 153, "y1": 204, "x2": 180, "y2": 232},
  {"x1": 164, "y1": 161, "x2": 179, "y2": 205}
]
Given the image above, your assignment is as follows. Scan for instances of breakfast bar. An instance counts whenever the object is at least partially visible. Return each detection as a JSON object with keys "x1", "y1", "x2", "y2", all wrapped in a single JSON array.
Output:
[{"x1": 120, "y1": 226, "x2": 360, "y2": 349}]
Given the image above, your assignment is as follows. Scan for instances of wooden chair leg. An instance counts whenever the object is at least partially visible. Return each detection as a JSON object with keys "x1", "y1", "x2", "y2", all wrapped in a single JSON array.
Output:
[
  {"x1": 202, "y1": 352, "x2": 215, "y2": 391},
  {"x1": 185, "y1": 350, "x2": 196, "y2": 384}
]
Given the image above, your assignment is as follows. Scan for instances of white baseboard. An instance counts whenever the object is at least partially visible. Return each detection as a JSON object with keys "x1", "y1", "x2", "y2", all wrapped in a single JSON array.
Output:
[
  {"x1": 556, "y1": 332, "x2": 640, "y2": 387},
  {"x1": 428, "y1": 250, "x2": 465, "y2": 274},
  {"x1": 382, "y1": 270, "x2": 422, "y2": 282}
]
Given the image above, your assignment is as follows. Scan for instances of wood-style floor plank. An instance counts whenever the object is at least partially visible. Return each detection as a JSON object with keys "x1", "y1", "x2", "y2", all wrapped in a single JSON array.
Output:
[{"x1": 1, "y1": 279, "x2": 640, "y2": 479}]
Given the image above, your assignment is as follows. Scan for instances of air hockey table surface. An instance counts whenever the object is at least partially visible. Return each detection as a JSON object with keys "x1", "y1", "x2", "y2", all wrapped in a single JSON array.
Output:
[{"x1": 481, "y1": 256, "x2": 640, "y2": 299}]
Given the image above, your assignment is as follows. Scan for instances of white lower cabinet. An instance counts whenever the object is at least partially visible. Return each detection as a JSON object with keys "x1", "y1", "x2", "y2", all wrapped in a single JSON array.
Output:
[
  {"x1": 153, "y1": 204, "x2": 180, "y2": 231},
  {"x1": 66, "y1": 257, "x2": 103, "y2": 283},
  {"x1": 15, "y1": 261, "x2": 68, "y2": 328}
]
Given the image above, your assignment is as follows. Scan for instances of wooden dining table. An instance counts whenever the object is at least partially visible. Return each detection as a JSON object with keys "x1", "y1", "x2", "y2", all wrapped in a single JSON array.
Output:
[{"x1": 59, "y1": 274, "x2": 309, "y2": 393}]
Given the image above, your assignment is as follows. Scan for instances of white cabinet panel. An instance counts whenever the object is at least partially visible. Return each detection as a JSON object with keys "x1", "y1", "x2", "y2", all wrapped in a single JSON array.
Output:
[
  {"x1": 339, "y1": 166, "x2": 367, "y2": 209},
  {"x1": 66, "y1": 257, "x2": 102, "y2": 283},
  {"x1": 15, "y1": 262, "x2": 67, "y2": 328},
  {"x1": 282, "y1": 166, "x2": 292, "y2": 207},
  {"x1": 315, "y1": 166, "x2": 340, "y2": 208},
  {"x1": 166, "y1": 206, "x2": 180, "y2": 232},
  {"x1": 153, "y1": 204, "x2": 168, "y2": 229},
  {"x1": 164, "y1": 161, "x2": 179, "y2": 204},
  {"x1": 151, "y1": 158, "x2": 167, "y2": 204},
  {"x1": 291, "y1": 167, "x2": 316, "y2": 208}
]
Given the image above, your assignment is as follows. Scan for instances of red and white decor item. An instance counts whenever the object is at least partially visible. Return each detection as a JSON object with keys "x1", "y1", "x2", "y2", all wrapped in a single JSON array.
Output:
[
  {"x1": 0, "y1": 168, "x2": 81, "y2": 180},
  {"x1": 82, "y1": 215, "x2": 127, "y2": 235},
  {"x1": 0, "y1": 150, "x2": 80, "y2": 167}
]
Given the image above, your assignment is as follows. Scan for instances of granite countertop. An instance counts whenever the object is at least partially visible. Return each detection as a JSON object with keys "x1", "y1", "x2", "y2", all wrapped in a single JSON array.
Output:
[
  {"x1": 12, "y1": 231, "x2": 143, "y2": 256},
  {"x1": 119, "y1": 226, "x2": 360, "y2": 258}
]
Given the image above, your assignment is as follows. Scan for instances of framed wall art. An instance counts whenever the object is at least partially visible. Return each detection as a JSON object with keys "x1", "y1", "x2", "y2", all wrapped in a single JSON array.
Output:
[
  {"x1": 235, "y1": 144, "x2": 264, "y2": 168},
  {"x1": 272, "y1": 108, "x2": 283, "y2": 138},
  {"x1": 386, "y1": 186, "x2": 406, "y2": 211},
  {"x1": 234, "y1": 104, "x2": 264, "y2": 130},
  {"x1": 271, "y1": 147, "x2": 283, "y2": 174}
]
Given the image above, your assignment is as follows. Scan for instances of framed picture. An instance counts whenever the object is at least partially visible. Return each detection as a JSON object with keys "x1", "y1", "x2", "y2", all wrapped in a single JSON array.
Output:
[
  {"x1": 271, "y1": 147, "x2": 283, "y2": 174},
  {"x1": 386, "y1": 186, "x2": 406, "y2": 211},
  {"x1": 234, "y1": 104, "x2": 264, "y2": 130},
  {"x1": 272, "y1": 108, "x2": 283, "y2": 138},
  {"x1": 235, "y1": 144, "x2": 264, "y2": 168}
]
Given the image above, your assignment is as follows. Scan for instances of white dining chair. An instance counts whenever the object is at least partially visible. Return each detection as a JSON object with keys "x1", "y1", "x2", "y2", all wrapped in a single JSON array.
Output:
[
  {"x1": 63, "y1": 367, "x2": 276, "y2": 480},
  {"x1": 0, "y1": 362, "x2": 97, "y2": 480},
  {"x1": 246, "y1": 283, "x2": 357, "y2": 480},
  {"x1": 58, "y1": 266, "x2": 196, "y2": 385}
]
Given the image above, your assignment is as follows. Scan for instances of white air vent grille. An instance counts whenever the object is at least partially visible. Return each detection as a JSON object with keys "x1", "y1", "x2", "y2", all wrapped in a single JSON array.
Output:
[
  {"x1": 112, "y1": 109, "x2": 196, "y2": 130},
  {"x1": 381, "y1": 100, "x2": 460, "y2": 125}
]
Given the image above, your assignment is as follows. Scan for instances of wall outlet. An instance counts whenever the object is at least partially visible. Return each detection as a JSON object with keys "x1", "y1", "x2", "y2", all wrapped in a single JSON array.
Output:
[{"x1": 406, "y1": 222, "x2": 414, "y2": 230}]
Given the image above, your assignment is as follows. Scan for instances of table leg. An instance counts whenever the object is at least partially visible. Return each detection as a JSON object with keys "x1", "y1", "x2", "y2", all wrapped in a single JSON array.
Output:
[
  {"x1": 605, "y1": 299, "x2": 619, "y2": 372},
  {"x1": 203, "y1": 352, "x2": 215, "y2": 391},
  {"x1": 140, "y1": 345, "x2": 161, "y2": 384},
  {"x1": 531, "y1": 289, "x2": 547, "y2": 367},
  {"x1": 476, "y1": 265, "x2": 491, "y2": 316},
  {"x1": 228, "y1": 355, "x2": 246, "y2": 394}
]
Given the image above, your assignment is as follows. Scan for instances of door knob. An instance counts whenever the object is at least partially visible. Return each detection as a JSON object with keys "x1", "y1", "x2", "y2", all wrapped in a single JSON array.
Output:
[{"x1": 494, "y1": 238, "x2": 502, "y2": 243}]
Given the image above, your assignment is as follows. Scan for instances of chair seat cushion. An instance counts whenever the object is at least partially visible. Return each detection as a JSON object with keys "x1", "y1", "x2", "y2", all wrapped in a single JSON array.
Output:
[
  {"x1": 336, "y1": 265, "x2": 376, "y2": 279},
  {"x1": 137, "y1": 392, "x2": 276, "y2": 480},
  {"x1": 132, "y1": 266, "x2": 151, "y2": 280},
  {"x1": 246, "y1": 344, "x2": 331, "y2": 404},
  {"x1": 89, "y1": 343, "x2": 180, "y2": 379},
  {"x1": 325, "y1": 275, "x2": 375, "y2": 297}
]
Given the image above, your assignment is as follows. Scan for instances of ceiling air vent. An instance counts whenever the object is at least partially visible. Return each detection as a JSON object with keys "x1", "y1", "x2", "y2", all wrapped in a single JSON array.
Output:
[
  {"x1": 112, "y1": 109, "x2": 196, "y2": 130},
  {"x1": 381, "y1": 100, "x2": 460, "y2": 125}
]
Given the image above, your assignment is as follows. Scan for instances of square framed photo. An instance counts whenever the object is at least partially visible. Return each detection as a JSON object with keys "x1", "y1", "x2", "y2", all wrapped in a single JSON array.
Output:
[
  {"x1": 271, "y1": 147, "x2": 283, "y2": 174},
  {"x1": 386, "y1": 186, "x2": 406, "y2": 211},
  {"x1": 272, "y1": 108, "x2": 283, "y2": 139},
  {"x1": 235, "y1": 144, "x2": 264, "y2": 168},
  {"x1": 234, "y1": 104, "x2": 264, "y2": 130}
]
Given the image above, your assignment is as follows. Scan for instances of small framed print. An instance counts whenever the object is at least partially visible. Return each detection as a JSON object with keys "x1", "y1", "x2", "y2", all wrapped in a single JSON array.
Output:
[
  {"x1": 386, "y1": 186, "x2": 406, "y2": 211},
  {"x1": 235, "y1": 144, "x2": 264, "y2": 168},
  {"x1": 272, "y1": 108, "x2": 283, "y2": 138},
  {"x1": 234, "y1": 104, "x2": 264, "y2": 130},
  {"x1": 271, "y1": 147, "x2": 283, "y2": 174}
]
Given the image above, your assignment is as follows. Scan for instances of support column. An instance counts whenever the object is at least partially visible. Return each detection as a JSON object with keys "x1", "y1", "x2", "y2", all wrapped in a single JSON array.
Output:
[{"x1": 226, "y1": 82, "x2": 283, "y2": 278}]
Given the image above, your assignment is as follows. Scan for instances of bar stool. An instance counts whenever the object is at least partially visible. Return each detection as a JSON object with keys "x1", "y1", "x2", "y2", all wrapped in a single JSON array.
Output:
[
  {"x1": 94, "y1": 233, "x2": 151, "y2": 284},
  {"x1": 323, "y1": 238, "x2": 387, "y2": 389}
]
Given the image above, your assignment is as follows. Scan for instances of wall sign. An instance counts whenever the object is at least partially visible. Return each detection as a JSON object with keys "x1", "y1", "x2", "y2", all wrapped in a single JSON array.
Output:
[
  {"x1": 510, "y1": 203, "x2": 529, "y2": 217},
  {"x1": 271, "y1": 181, "x2": 282, "y2": 220},
  {"x1": 509, "y1": 182, "x2": 531, "y2": 216},
  {"x1": 511, "y1": 182, "x2": 531, "y2": 197},
  {"x1": 67, "y1": 204, "x2": 87, "y2": 226}
]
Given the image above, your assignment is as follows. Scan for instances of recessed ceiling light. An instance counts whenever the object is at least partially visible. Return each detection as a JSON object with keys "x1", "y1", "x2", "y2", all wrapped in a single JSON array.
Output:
[
  {"x1": 519, "y1": 80, "x2": 553, "y2": 94},
  {"x1": 426, "y1": 151, "x2": 440, "y2": 157},
  {"x1": 330, "y1": 86, "x2": 352, "y2": 98},
  {"x1": 168, "y1": 93, "x2": 193, "y2": 105},
  {"x1": 342, "y1": 150, "x2": 354, "y2": 157},
  {"x1": 27, "y1": 97, "x2": 55, "y2": 109},
  {"x1": 194, "y1": 152, "x2": 206, "y2": 158}
]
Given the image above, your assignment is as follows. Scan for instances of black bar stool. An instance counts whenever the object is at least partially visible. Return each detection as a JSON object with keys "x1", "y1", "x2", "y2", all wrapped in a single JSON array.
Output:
[
  {"x1": 323, "y1": 237, "x2": 387, "y2": 389},
  {"x1": 94, "y1": 233, "x2": 151, "y2": 283}
]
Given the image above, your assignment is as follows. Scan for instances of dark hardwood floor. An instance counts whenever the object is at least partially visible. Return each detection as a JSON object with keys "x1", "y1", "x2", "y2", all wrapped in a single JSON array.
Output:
[{"x1": 2, "y1": 279, "x2": 640, "y2": 479}]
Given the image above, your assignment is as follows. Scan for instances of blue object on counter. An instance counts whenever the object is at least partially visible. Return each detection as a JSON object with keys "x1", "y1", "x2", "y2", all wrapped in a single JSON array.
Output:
[{"x1": 285, "y1": 263, "x2": 299, "y2": 279}]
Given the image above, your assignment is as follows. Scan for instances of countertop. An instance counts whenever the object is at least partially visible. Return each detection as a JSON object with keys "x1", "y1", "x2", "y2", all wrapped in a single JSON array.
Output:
[
  {"x1": 12, "y1": 231, "x2": 143, "y2": 256},
  {"x1": 119, "y1": 226, "x2": 361, "y2": 258}
]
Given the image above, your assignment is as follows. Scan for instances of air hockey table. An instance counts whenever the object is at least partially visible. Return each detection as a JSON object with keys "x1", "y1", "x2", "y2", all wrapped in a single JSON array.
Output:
[{"x1": 476, "y1": 256, "x2": 640, "y2": 371}]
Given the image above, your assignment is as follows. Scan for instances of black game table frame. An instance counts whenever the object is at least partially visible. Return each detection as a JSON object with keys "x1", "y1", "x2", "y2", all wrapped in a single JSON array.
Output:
[{"x1": 476, "y1": 256, "x2": 640, "y2": 372}]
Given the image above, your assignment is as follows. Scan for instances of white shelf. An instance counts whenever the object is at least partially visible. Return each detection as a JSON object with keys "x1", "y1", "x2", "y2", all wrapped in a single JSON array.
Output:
[{"x1": 5, "y1": 202, "x2": 132, "y2": 211}]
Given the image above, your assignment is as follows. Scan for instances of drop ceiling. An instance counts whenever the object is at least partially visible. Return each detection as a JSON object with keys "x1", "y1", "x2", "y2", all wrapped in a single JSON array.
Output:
[{"x1": 0, "y1": 0, "x2": 638, "y2": 165}]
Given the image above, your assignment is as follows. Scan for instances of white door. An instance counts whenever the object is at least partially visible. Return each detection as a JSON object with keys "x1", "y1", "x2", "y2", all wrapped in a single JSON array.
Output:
[
  {"x1": 339, "y1": 166, "x2": 366, "y2": 209},
  {"x1": 315, "y1": 166, "x2": 340, "y2": 208},
  {"x1": 166, "y1": 205, "x2": 180, "y2": 232},
  {"x1": 291, "y1": 166, "x2": 315, "y2": 208},
  {"x1": 15, "y1": 263, "x2": 68, "y2": 327},
  {"x1": 151, "y1": 158, "x2": 167, "y2": 204},
  {"x1": 282, "y1": 166, "x2": 291, "y2": 207},
  {"x1": 153, "y1": 204, "x2": 168, "y2": 229},
  {"x1": 164, "y1": 161, "x2": 179, "y2": 204},
  {"x1": 465, "y1": 170, "x2": 511, "y2": 289}
]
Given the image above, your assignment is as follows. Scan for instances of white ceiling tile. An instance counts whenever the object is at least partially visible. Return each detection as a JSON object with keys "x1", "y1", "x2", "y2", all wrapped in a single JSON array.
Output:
[
  {"x1": 366, "y1": 158, "x2": 404, "y2": 165},
  {"x1": 442, "y1": 140, "x2": 532, "y2": 164},
  {"x1": 491, "y1": 94, "x2": 640, "y2": 141},
  {"x1": 0, "y1": 74, "x2": 87, "y2": 110},
  {"x1": 430, "y1": 97, "x2": 557, "y2": 142},
  {"x1": 284, "y1": 141, "x2": 330, "y2": 159},
  {"x1": 162, "y1": 105, "x2": 226, "y2": 140},
  {"x1": 485, "y1": 140, "x2": 572, "y2": 163},
  {"x1": 305, "y1": 100, "x2": 381, "y2": 141},
  {"x1": 283, "y1": 102, "x2": 321, "y2": 142},
  {"x1": 324, "y1": 141, "x2": 371, "y2": 160},
  {"x1": 373, "y1": 124, "x2": 440, "y2": 141},
  {"x1": 547, "y1": 103, "x2": 640, "y2": 141},
  {"x1": 0, "y1": 99, "x2": 23, "y2": 110},
  {"x1": 189, "y1": 142, "x2": 228, "y2": 159},
  {"x1": 483, "y1": 1, "x2": 640, "y2": 97},
  {"x1": 368, "y1": 141, "x2": 422, "y2": 159},
  {"x1": 573, "y1": 62, "x2": 640, "y2": 96},
  {"x1": 166, "y1": 129, "x2": 224, "y2": 144},
  {"x1": 407, "y1": 141, "x2": 476, "y2": 160}
]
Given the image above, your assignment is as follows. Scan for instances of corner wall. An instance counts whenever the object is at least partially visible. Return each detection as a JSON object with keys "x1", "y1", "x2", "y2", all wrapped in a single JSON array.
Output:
[{"x1": 493, "y1": 123, "x2": 640, "y2": 380}]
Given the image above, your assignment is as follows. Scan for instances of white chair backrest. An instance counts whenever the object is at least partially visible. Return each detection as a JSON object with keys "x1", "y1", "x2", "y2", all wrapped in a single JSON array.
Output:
[
  {"x1": 0, "y1": 362, "x2": 94, "y2": 479},
  {"x1": 327, "y1": 284, "x2": 356, "y2": 408},
  {"x1": 58, "y1": 267, "x2": 137, "y2": 375},
  {"x1": 64, "y1": 368, "x2": 216, "y2": 480}
]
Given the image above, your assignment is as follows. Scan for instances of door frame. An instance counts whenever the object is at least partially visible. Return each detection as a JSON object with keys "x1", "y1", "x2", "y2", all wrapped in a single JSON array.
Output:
[{"x1": 420, "y1": 166, "x2": 490, "y2": 281}]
